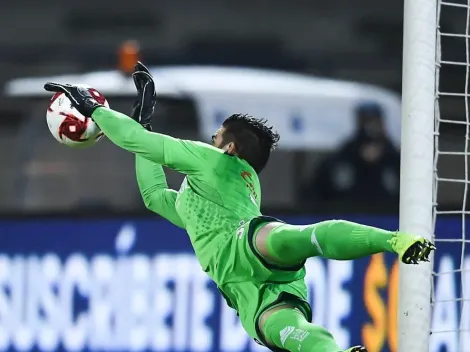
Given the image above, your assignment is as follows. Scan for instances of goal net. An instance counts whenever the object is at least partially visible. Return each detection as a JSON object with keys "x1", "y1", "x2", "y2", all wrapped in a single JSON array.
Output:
[
  {"x1": 400, "y1": 0, "x2": 470, "y2": 351},
  {"x1": 432, "y1": 0, "x2": 470, "y2": 351}
]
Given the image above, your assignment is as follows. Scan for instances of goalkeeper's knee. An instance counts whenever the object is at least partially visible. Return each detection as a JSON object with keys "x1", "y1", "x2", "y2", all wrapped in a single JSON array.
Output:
[{"x1": 261, "y1": 307, "x2": 342, "y2": 352}]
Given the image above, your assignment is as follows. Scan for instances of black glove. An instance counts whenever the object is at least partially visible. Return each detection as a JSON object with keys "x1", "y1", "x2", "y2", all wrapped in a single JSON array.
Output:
[
  {"x1": 44, "y1": 83, "x2": 104, "y2": 118},
  {"x1": 130, "y1": 61, "x2": 157, "y2": 131}
]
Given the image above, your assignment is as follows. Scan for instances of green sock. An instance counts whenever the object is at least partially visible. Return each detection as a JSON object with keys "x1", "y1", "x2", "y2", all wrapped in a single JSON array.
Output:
[
  {"x1": 264, "y1": 220, "x2": 395, "y2": 265},
  {"x1": 262, "y1": 308, "x2": 342, "y2": 352}
]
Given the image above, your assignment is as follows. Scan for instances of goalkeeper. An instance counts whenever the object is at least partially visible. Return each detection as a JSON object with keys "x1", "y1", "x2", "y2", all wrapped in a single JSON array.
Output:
[{"x1": 44, "y1": 63, "x2": 435, "y2": 352}]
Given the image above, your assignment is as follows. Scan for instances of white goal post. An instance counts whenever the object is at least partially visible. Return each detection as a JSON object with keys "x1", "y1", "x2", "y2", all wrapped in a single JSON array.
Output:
[{"x1": 399, "y1": 0, "x2": 437, "y2": 351}]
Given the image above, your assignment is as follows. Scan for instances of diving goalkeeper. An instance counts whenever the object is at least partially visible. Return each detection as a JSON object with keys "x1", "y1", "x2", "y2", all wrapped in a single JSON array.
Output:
[{"x1": 44, "y1": 63, "x2": 435, "y2": 352}]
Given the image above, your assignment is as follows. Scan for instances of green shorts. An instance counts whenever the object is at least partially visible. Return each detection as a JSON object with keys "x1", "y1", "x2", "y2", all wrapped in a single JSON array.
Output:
[{"x1": 212, "y1": 216, "x2": 312, "y2": 349}]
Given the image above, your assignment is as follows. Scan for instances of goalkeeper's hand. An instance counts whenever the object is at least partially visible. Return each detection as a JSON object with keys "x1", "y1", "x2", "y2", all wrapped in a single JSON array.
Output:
[
  {"x1": 44, "y1": 83, "x2": 104, "y2": 118},
  {"x1": 131, "y1": 61, "x2": 157, "y2": 131}
]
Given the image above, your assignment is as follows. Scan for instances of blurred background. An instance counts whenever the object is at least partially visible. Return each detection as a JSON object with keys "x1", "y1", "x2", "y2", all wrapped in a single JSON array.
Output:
[
  {"x1": 0, "y1": 0, "x2": 467, "y2": 215},
  {"x1": 0, "y1": 1, "x2": 468, "y2": 352}
]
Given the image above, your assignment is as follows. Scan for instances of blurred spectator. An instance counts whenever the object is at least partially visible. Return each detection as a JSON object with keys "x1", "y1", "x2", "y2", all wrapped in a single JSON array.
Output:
[{"x1": 302, "y1": 102, "x2": 400, "y2": 207}]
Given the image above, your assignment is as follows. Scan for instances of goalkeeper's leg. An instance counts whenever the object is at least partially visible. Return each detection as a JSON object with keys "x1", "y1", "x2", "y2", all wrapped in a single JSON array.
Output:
[
  {"x1": 254, "y1": 220, "x2": 435, "y2": 267},
  {"x1": 259, "y1": 304, "x2": 366, "y2": 352}
]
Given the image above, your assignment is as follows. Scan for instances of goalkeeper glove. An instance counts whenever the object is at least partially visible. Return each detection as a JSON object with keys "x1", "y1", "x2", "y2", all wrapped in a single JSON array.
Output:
[
  {"x1": 130, "y1": 61, "x2": 157, "y2": 131},
  {"x1": 43, "y1": 83, "x2": 104, "y2": 118}
]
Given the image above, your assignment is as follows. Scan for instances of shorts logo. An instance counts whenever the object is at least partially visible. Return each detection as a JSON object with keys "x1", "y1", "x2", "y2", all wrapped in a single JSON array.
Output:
[{"x1": 236, "y1": 220, "x2": 245, "y2": 239}]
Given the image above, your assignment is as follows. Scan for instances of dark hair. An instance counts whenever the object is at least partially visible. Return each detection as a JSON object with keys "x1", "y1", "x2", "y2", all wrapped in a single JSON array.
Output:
[{"x1": 221, "y1": 114, "x2": 280, "y2": 173}]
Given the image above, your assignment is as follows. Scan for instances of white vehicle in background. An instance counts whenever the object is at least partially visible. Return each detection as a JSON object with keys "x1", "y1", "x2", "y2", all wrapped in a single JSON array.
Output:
[
  {"x1": 2, "y1": 66, "x2": 401, "y2": 210},
  {"x1": 4, "y1": 65, "x2": 401, "y2": 151}
]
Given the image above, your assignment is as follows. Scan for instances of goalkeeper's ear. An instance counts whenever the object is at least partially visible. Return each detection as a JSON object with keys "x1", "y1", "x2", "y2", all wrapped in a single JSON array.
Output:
[{"x1": 222, "y1": 141, "x2": 237, "y2": 156}]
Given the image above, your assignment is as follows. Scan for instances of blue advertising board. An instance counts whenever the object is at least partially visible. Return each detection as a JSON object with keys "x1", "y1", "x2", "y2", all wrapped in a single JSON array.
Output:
[{"x1": 0, "y1": 215, "x2": 468, "y2": 352}]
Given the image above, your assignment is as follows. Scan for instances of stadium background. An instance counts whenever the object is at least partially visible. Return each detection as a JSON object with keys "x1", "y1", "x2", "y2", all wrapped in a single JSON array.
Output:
[{"x1": 0, "y1": 1, "x2": 467, "y2": 351}]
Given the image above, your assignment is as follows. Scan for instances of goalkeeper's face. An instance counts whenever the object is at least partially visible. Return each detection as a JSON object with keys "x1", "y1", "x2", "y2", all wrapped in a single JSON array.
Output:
[
  {"x1": 212, "y1": 127, "x2": 237, "y2": 154},
  {"x1": 211, "y1": 128, "x2": 223, "y2": 147},
  {"x1": 212, "y1": 114, "x2": 279, "y2": 173}
]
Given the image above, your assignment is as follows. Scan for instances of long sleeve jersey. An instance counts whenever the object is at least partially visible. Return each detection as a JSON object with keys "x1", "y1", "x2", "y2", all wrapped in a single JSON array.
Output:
[{"x1": 92, "y1": 107, "x2": 262, "y2": 272}]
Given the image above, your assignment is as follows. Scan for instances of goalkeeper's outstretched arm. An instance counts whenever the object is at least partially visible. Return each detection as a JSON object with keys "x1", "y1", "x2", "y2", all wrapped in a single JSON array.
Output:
[
  {"x1": 92, "y1": 107, "x2": 222, "y2": 175},
  {"x1": 136, "y1": 155, "x2": 185, "y2": 228}
]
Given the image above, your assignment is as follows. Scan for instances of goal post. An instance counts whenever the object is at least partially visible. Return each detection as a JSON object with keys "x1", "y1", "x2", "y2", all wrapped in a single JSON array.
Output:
[{"x1": 399, "y1": 0, "x2": 438, "y2": 350}]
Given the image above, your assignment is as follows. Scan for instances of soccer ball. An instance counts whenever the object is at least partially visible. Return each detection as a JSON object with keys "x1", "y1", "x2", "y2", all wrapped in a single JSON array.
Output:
[{"x1": 46, "y1": 86, "x2": 109, "y2": 148}]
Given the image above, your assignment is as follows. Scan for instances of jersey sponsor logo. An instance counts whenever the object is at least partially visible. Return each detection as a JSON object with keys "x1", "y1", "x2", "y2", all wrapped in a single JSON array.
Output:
[
  {"x1": 249, "y1": 194, "x2": 257, "y2": 206},
  {"x1": 241, "y1": 171, "x2": 258, "y2": 203}
]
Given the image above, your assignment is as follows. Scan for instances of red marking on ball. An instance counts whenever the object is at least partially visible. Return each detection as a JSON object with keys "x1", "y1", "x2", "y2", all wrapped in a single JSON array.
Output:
[
  {"x1": 47, "y1": 92, "x2": 62, "y2": 112},
  {"x1": 58, "y1": 112, "x2": 89, "y2": 142},
  {"x1": 88, "y1": 88, "x2": 106, "y2": 105}
]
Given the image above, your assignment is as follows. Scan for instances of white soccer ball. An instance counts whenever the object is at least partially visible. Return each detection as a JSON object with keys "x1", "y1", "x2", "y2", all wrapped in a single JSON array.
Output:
[{"x1": 46, "y1": 86, "x2": 109, "y2": 148}]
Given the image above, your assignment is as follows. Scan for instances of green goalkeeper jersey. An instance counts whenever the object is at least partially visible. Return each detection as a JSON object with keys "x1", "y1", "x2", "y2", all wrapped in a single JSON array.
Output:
[{"x1": 92, "y1": 107, "x2": 262, "y2": 273}]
